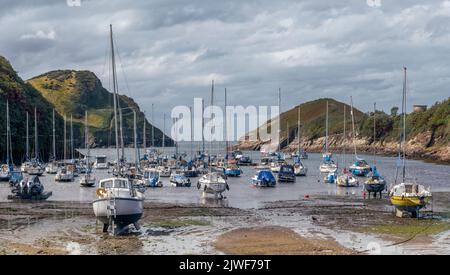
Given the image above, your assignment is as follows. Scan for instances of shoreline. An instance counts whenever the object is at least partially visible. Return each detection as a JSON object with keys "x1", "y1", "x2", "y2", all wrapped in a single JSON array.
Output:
[{"x1": 0, "y1": 193, "x2": 448, "y2": 255}]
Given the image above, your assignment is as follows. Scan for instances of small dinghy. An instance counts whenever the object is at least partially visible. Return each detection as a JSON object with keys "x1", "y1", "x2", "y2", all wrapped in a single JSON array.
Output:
[
  {"x1": 8, "y1": 176, "x2": 52, "y2": 200},
  {"x1": 224, "y1": 164, "x2": 242, "y2": 177},
  {"x1": 294, "y1": 158, "x2": 308, "y2": 176},
  {"x1": 252, "y1": 170, "x2": 276, "y2": 187},
  {"x1": 324, "y1": 171, "x2": 337, "y2": 184},
  {"x1": 170, "y1": 170, "x2": 191, "y2": 187}
]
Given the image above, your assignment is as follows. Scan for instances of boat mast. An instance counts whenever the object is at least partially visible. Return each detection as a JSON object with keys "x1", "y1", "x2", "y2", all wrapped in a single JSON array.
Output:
[
  {"x1": 224, "y1": 88, "x2": 228, "y2": 159},
  {"x1": 342, "y1": 104, "x2": 346, "y2": 166},
  {"x1": 277, "y1": 88, "x2": 281, "y2": 152},
  {"x1": 373, "y1": 102, "x2": 376, "y2": 166},
  {"x1": 325, "y1": 101, "x2": 329, "y2": 154},
  {"x1": 190, "y1": 106, "x2": 193, "y2": 160},
  {"x1": 70, "y1": 114, "x2": 74, "y2": 160},
  {"x1": 402, "y1": 67, "x2": 407, "y2": 181},
  {"x1": 133, "y1": 110, "x2": 138, "y2": 168},
  {"x1": 297, "y1": 106, "x2": 301, "y2": 154},
  {"x1": 34, "y1": 107, "x2": 38, "y2": 161},
  {"x1": 201, "y1": 98, "x2": 205, "y2": 153},
  {"x1": 26, "y1": 112, "x2": 29, "y2": 161},
  {"x1": 64, "y1": 115, "x2": 67, "y2": 161},
  {"x1": 151, "y1": 103, "x2": 154, "y2": 148},
  {"x1": 110, "y1": 24, "x2": 120, "y2": 164},
  {"x1": 52, "y1": 109, "x2": 56, "y2": 160},
  {"x1": 119, "y1": 103, "x2": 125, "y2": 162},
  {"x1": 85, "y1": 111, "x2": 90, "y2": 173},
  {"x1": 6, "y1": 100, "x2": 11, "y2": 165},
  {"x1": 350, "y1": 96, "x2": 357, "y2": 158},
  {"x1": 143, "y1": 111, "x2": 146, "y2": 149},
  {"x1": 162, "y1": 113, "x2": 166, "y2": 151},
  {"x1": 209, "y1": 80, "x2": 214, "y2": 167}
]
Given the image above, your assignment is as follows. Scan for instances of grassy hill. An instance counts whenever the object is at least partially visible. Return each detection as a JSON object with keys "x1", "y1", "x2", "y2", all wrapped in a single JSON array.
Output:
[
  {"x1": 28, "y1": 70, "x2": 172, "y2": 149},
  {"x1": 241, "y1": 98, "x2": 366, "y2": 148}
]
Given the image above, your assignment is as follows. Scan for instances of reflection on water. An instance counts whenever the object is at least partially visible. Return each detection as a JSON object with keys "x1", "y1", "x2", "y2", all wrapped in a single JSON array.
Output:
[
  {"x1": 199, "y1": 197, "x2": 229, "y2": 207},
  {"x1": 1, "y1": 147, "x2": 449, "y2": 209}
]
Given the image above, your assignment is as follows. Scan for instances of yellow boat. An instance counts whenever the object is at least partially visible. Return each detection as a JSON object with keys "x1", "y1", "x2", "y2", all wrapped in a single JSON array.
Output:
[{"x1": 389, "y1": 182, "x2": 432, "y2": 216}]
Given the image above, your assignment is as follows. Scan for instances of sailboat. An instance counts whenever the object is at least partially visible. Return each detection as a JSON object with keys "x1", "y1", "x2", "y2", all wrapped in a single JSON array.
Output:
[
  {"x1": 348, "y1": 97, "x2": 371, "y2": 177},
  {"x1": 197, "y1": 80, "x2": 229, "y2": 199},
  {"x1": 1, "y1": 101, "x2": 13, "y2": 181},
  {"x1": 80, "y1": 111, "x2": 96, "y2": 187},
  {"x1": 389, "y1": 67, "x2": 432, "y2": 218},
  {"x1": 270, "y1": 89, "x2": 286, "y2": 173},
  {"x1": 319, "y1": 101, "x2": 338, "y2": 173},
  {"x1": 55, "y1": 115, "x2": 74, "y2": 182},
  {"x1": 223, "y1": 88, "x2": 242, "y2": 177},
  {"x1": 93, "y1": 25, "x2": 144, "y2": 235},
  {"x1": 20, "y1": 112, "x2": 32, "y2": 173},
  {"x1": 27, "y1": 107, "x2": 44, "y2": 176},
  {"x1": 336, "y1": 104, "x2": 359, "y2": 187},
  {"x1": 45, "y1": 109, "x2": 58, "y2": 174},
  {"x1": 294, "y1": 106, "x2": 307, "y2": 176},
  {"x1": 364, "y1": 103, "x2": 387, "y2": 198}
]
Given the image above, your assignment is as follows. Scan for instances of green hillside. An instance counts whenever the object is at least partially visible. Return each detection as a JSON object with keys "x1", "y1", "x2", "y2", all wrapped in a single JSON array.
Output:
[
  {"x1": 0, "y1": 56, "x2": 65, "y2": 163},
  {"x1": 28, "y1": 70, "x2": 172, "y2": 149}
]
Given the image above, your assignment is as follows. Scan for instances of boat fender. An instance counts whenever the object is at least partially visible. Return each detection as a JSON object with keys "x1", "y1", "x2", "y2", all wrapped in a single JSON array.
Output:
[
  {"x1": 197, "y1": 182, "x2": 200, "y2": 189},
  {"x1": 96, "y1": 188, "x2": 107, "y2": 197},
  {"x1": 204, "y1": 185, "x2": 207, "y2": 192},
  {"x1": 226, "y1": 184, "x2": 230, "y2": 191}
]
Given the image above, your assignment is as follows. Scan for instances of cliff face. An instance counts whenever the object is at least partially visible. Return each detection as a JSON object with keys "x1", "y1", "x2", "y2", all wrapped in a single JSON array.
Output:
[
  {"x1": 27, "y1": 70, "x2": 173, "y2": 148},
  {"x1": 0, "y1": 56, "x2": 65, "y2": 163},
  {"x1": 238, "y1": 98, "x2": 450, "y2": 164}
]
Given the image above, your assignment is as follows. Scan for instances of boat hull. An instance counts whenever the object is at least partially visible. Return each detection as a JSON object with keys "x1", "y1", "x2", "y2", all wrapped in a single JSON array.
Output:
[
  {"x1": 93, "y1": 197, "x2": 143, "y2": 228},
  {"x1": 390, "y1": 196, "x2": 431, "y2": 213}
]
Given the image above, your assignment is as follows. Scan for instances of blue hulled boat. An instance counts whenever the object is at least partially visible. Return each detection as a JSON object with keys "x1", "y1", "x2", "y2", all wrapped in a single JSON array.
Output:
[{"x1": 252, "y1": 170, "x2": 276, "y2": 187}]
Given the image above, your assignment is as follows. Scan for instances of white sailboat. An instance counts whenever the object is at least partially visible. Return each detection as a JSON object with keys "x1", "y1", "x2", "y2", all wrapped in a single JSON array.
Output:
[
  {"x1": 55, "y1": 115, "x2": 74, "y2": 182},
  {"x1": 20, "y1": 112, "x2": 32, "y2": 173},
  {"x1": 197, "y1": 80, "x2": 229, "y2": 199},
  {"x1": 294, "y1": 106, "x2": 307, "y2": 176},
  {"x1": 45, "y1": 109, "x2": 58, "y2": 174},
  {"x1": 1, "y1": 101, "x2": 13, "y2": 181},
  {"x1": 336, "y1": 104, "x2": 359, "y2": 187},
  {"x1": 80, "y1": 111, "x2": 96, "y2": 187},
  {"x1": 389, "y1": 67, "x2": 432, "y2": 218},
  {"x1": 319, "y1": 101, "x2": 338, "y2": 173},
  {"x1": 93, "y1": 24, "x2": 144, "y2": 235},
  {"x1": 27, "y1": 107, "x2": 44, "y2": 176}
]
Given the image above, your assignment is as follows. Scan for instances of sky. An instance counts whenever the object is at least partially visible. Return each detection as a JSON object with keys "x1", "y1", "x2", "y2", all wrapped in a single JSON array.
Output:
[{"x1": 1, "y1": 0, "x2": 450, "y2": 132}]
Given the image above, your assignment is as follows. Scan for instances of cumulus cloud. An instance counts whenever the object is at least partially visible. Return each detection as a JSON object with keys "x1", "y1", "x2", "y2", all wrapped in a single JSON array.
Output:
[{"x1": 0, "y1": 0, "x2": 449, "y2": 130}]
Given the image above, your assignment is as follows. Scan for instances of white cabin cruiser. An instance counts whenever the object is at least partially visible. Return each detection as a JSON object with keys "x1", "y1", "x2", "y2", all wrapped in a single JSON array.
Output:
[
  {"x1": 197, "y1": 172, "x2": 229, "y2": 199},
  {"x1": 93, "y1": 177, "x2": 144, "y2": 234},
  {"x1": 55, "y1": 166, "x2": 74, "y2": 182},
  {"x1": 45, "y1": 162, "x2": 59, "y2": 174}
]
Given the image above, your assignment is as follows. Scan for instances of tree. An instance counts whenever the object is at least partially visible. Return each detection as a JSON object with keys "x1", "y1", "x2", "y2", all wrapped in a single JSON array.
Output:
[{"x1": 390, "y1": 106, "x2": 399, "y2": 117}]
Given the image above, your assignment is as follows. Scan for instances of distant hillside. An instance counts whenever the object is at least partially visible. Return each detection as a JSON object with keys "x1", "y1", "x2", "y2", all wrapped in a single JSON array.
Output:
[
  {"x1": 238, "y1": 97, "x2": 450, "y2": 163},
  {"x1": 0, "y1": 56, "x2": 65, "y2": 163},
  {"x1": 239, "y1": 98, "x2": 366, "y2": 150},
  {"x1": 28, "y1": 70, "x2": 172, "y2": 149}
]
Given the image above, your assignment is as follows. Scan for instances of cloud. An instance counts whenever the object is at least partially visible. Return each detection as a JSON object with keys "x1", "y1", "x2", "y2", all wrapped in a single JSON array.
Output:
[
  {"x1": 20, "y1": 30, "x2": 56, "y2": 40},
  {"x1": 1, "y1": 0, "x2": 449, "y2": 130}
]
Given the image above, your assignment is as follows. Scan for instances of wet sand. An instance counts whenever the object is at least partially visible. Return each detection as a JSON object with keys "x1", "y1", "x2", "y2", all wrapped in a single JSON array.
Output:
[
  {"x1": 213, "y1": 226, "x2": 355, "y2": 255},
  {"x1": 0, "y1": 192, "x2": 448, "y2": 255}
]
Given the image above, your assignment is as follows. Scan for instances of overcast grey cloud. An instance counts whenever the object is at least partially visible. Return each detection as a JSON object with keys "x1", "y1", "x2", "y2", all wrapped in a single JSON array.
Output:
[{"x1": 1, "y1": 0, "x2": 450, "y2": 131}]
